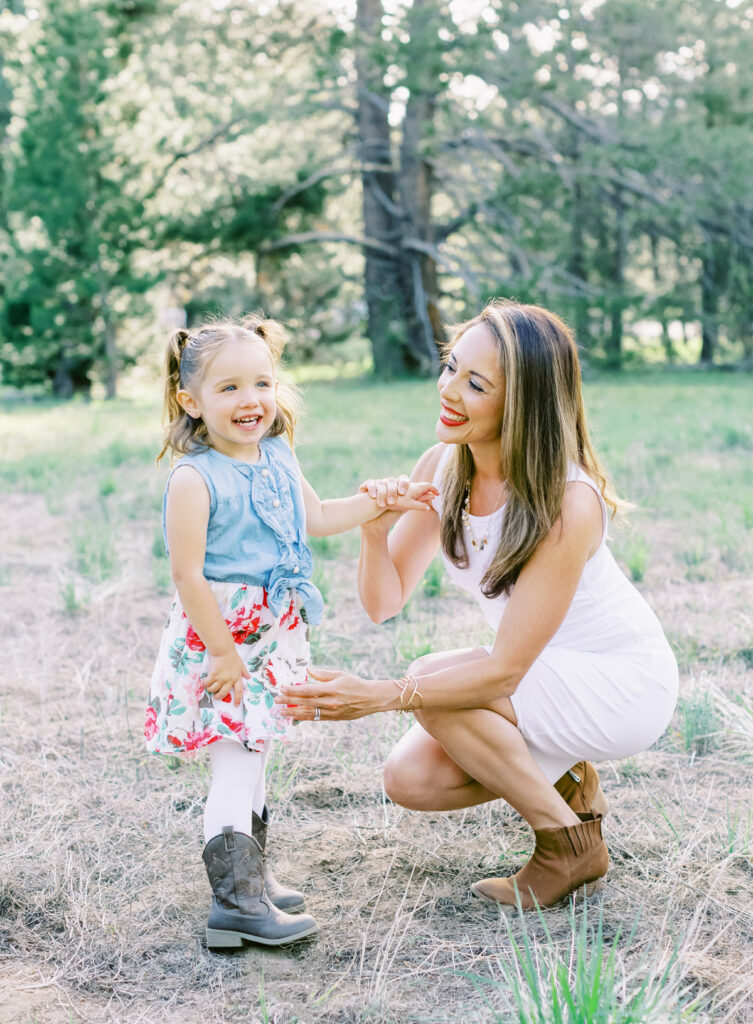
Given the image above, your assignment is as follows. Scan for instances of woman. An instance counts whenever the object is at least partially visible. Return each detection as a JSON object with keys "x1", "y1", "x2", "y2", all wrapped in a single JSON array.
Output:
[{"x1": 276, "y1": 300, "x2": 679, "y2": 909}]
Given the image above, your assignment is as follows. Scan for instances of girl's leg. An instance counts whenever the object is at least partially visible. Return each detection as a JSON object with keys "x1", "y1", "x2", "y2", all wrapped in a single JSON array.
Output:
[
  {"x1": 248, "y1": 742, "x2": 306, "y2": 912},
  {"x1": 204, "y1": 739, "x2": 264, "y2": 842},
  {"x1": 251, "y1": 743, "x2": 270, "y2": 817}
]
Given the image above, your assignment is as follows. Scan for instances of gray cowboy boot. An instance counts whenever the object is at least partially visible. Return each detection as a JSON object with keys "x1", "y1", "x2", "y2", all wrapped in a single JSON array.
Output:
[
  {"x1": 202, "y1": 827, "x2": 317, "y2": 948},
  {"x1": 252, "y1": 806, "x2": 306, "y2": 912}
]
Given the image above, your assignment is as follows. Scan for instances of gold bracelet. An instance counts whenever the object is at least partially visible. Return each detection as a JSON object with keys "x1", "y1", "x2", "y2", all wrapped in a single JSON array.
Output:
[{"x1": 391, "y1": 674, "x2": 424, "y2": 714}]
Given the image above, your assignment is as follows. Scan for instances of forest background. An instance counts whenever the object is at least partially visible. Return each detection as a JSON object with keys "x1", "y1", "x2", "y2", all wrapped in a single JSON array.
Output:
[{"x1": 1, "y1": 0, "x2": 753, "y2": 393}]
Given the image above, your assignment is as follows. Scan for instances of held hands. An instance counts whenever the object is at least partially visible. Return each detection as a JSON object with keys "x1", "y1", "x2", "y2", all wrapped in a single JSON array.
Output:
[
  {"x1": 274, "y1": 666, "x2": 384, "y2": 721},
  {"x1": 204, "y1": 648, "x2": 250, "y2": 707},
  {"x1": 359, "y1": 475, "x2": 438, "y2": 529}
]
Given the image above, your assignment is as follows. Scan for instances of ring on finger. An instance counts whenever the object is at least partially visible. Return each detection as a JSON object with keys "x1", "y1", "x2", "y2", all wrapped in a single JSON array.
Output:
[{"x1": 314, "y1": 706, "x2": 321, "y2": 722}]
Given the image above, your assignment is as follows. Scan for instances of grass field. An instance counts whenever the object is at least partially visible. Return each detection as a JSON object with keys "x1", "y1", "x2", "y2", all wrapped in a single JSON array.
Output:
[{"x1": 1, "y1": 369, "x2": 752, "y2": 1023}]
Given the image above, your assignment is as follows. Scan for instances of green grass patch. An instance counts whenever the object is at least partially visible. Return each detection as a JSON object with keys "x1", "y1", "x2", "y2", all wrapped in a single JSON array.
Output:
[
  {"x1": 676, "y1": 689, "x2": 722, "y2": 756},
  {"x1": 469, "y1": 902, "x2": 702, "y2": 1023}
]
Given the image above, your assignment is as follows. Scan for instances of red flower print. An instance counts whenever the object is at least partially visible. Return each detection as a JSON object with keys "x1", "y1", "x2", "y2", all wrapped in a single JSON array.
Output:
[
  {"x1": 226, "y1": 603, "x2": 263, "y2": 644},
  {"x1": 144, "y1": 706, "x2": 158, "y2": 741},
  {"x1": 183, "y1": 727, "x2": 217, "y2": 752},
  {"x1": 185, "y1": 624, "x2": 206, "y2": 652},
  {"x1": 221, "y1": 692, "x2": 232, "y2": 703},
  {"x1": 188, "y1": 676, "x2": 206, "y2": 702},
  {"x1": 167, "y1": 734, "x2": 182, "y2": 748},
  {"x1": 264, "y1": 664, "x2": 278, "y2": 688},
  {"x1": 220, "y1": 714, "x2": 243, "y2": 735},
  {"x1": 279, "y1": 598, "x2": 295, "y2": 628}
]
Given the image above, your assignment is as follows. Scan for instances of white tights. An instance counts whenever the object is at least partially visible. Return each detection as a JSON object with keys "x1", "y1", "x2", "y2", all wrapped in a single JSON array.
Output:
[{"x1": 203, "y1": 740, "x2": 270, "y2": 844}]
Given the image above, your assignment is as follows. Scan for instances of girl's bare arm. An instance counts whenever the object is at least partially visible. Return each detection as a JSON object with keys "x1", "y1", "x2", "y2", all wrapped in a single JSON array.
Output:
[{"x1": 165, "y1": 467, "x2": 249, "y2": 704}]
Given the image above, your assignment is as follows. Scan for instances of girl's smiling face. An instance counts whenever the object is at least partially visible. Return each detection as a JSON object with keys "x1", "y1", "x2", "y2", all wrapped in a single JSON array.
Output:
[
  {"x1": 177, "y1": 338, "x2": 277, "y2": 461},
  {"x1": 436, "y1": 323, "x2": 505, "y2": 447}
]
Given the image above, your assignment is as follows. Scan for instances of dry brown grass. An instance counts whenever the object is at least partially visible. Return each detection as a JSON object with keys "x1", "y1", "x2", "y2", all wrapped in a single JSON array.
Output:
[{"x1": 2, "y1": 398, "x2": 753, "y2": 1023}]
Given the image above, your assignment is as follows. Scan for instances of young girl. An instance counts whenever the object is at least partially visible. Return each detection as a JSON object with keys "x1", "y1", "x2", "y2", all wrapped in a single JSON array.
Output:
[{"x1": 145, "y1": 315, "x2": 435, "y2": 949}]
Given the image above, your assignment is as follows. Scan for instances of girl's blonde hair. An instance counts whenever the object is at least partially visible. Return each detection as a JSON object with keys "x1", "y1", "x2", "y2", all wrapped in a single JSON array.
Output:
[
  {"x1": 156, "y1": 313, "x2": 300, "y2": 464},
  {"x1": 441, "y1": 299, "x2": 623, "y2": 597}
]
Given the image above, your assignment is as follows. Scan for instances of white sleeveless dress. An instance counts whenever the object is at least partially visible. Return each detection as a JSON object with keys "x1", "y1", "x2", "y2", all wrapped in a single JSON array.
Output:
[{"x1": 432, "y1": 449, "x2": 679, "y2": 782}]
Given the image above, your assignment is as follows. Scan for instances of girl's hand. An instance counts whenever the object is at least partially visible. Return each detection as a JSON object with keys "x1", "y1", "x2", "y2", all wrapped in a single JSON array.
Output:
[
  {"x1": 360, "y1": 474, "x2": 411, "y2": 508},
  {"x1": 358, "y1": 477, "x2": 438, "y2": 531},
  {"x1": 274, "y1": 666, "x2": 393, "y2": 720},
  {"x1": 205, "y1": 649, "x2": 250, "y2": 707}
]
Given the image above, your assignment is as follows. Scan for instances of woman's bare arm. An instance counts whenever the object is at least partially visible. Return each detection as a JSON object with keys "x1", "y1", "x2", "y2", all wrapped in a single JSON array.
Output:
[
  {"x1": 278, "y1": 481, "x2": 604, "y2": 717},
  {"x1": 357, "y1": 444, "x2": 444, "y2": 623}
]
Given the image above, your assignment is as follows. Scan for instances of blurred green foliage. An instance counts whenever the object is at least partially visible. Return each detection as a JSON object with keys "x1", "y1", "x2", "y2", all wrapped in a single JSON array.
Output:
[{"x1": 1, "y1": 0, "x2": 753, "y2": 395}]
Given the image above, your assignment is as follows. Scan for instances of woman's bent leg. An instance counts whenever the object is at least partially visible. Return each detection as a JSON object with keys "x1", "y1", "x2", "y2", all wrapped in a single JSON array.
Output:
[
  {"x1": 383, "y1": 720, "x2": 501, "y2": 811},
  {"x1": 416, "y1": 706, "x2": 579, "y2": 830},
  {"x1": 384, "y1": 648, "x2": 577, "y2": 829},
  {"x1": 383, "y1": 648, "x2": 499, "y2": 811}
]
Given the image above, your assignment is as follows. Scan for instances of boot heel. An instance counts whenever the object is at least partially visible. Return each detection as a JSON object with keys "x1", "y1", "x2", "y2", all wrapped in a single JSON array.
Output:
[
  {"x1": 207, "y1": 928, "x2": 244, "y2": 949},
  {"x1": 571, "y1": 877, "x2": 607, "y2": 904}
]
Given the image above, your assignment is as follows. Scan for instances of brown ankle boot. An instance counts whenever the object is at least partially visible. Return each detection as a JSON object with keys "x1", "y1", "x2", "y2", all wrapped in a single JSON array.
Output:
[
  {"x1": 554, "y1": 761, "x2": 608, "y2": 820},
  {"x1": 471, "y1": 816, "x2": 609, "y2": 910}
]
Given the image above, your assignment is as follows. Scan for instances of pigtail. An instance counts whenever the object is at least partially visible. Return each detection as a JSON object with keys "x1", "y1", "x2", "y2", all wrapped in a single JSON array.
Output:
[
  {"x1": 156, "y1": 327, "x2": 210, "y2": 463},
  {"x1": 269, "y1": 379, "x2": 301, "y2": 447}
]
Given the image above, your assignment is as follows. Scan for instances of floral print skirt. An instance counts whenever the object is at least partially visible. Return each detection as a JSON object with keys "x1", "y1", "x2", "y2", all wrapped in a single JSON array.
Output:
[{"x1": 145, "y1": 583, "x2": 308, "y2": 756}]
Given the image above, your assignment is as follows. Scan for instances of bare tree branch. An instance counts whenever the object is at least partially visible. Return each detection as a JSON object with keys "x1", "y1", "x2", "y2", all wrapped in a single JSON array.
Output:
[
  {"x1": 271, "y1": 152, "x2": 357, "y2": 215},
  {"x1": 144, "y1": 117, "x2": 248, "y2": 202},
  {"x1": 259, "y1": 231, "x2": 399, "y2": 257}
]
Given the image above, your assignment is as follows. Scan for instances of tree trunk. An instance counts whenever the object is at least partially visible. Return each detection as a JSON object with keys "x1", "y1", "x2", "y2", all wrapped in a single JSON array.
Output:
[
  {"x1": 98, "y1": 273, "x2": 118, "y2": 399},
  {"x1": 568, "y1": 175, "x2": 590, "y2": 348},
  {"x1": 355, "y1": 0, "x2": 412, "y2": 376},
  {"x1": 606, "y1": 189, "x2": 627, "y2": 368},
  {"x1": 741, "y1": 256, "x2": 753, "y2": 361},
  {"x1": 397, "y1": 0, "x2": 443, "y2": 371},
  {"x1": 700, "y1": 235, "x2": 727, "y2": 364}
]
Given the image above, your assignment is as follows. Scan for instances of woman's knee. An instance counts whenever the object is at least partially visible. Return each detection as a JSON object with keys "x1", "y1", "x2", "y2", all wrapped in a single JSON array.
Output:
[
  {"x1": 406, "y1": 652, "x2": 445, "y2": 678},
  {"x1": 382, "y1": 744, "x2": 444, "y2": 810},
  {"x1": 383, "y1": 748, "x2": 422, "y2": 808}
]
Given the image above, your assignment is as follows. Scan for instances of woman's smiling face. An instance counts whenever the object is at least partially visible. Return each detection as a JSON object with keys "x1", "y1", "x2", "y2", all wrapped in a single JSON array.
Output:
[{"x1": 436, "y1": 323, "x2": 505, "y2": 447}]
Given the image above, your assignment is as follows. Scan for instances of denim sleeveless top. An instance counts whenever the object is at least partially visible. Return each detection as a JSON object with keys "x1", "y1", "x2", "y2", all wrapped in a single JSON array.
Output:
[{"x1": 163, "y1": 433, "x2": 323, "y2": 624}]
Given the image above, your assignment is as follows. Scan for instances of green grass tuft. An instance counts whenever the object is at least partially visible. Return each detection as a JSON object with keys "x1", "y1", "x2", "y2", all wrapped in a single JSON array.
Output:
[
  {"x1": 677, "y1": 689, "x2": 722, "y2": 756},
  {"x1": 469, "y1": 902, "x2": 703, "y2": 1024}
]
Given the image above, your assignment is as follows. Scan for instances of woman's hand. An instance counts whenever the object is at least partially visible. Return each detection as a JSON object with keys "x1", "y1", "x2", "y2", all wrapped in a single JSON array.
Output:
[
  {"x1": 274, "y1": 666, "x2": 395, "y2": 720},
  {"x1": 358, "y1": 475, "x2": 437, "y2": 533},
  {"x1": 205, "y1": 648, "x2": 250, "y2": 707},
  {"x1": 359, "y1": 474, "x2": 411, "y2": 508}
]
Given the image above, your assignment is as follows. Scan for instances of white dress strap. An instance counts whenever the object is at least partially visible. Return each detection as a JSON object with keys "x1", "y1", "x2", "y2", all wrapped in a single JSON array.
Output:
[{"x1": 567, "y1": 465, "x2": 608, "y2": 548}]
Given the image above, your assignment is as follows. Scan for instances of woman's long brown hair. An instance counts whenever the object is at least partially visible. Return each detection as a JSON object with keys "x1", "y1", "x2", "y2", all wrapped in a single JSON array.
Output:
[{"x1": 440, "y1": 300, "x2": 621, "y2": 597}]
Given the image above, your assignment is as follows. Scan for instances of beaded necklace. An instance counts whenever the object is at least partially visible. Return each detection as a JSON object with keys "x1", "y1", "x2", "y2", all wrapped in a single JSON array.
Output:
[{"x1": 461, "y1": 481, "x2": 507, "y2": 552}]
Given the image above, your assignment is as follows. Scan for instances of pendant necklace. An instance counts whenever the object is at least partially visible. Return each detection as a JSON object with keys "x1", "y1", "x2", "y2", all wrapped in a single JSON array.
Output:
[
  {"x1": 462, "y1": 486, "x2": 490, "y2": 551},
  {"x1": 462, "y1": 480, "x2": 507, "y2": 551}
]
